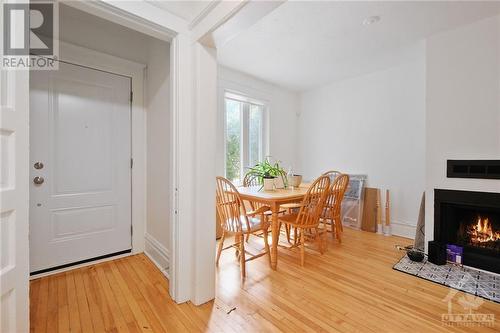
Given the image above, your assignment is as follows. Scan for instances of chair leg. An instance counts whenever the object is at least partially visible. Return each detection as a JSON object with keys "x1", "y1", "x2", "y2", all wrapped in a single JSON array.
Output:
[
  {"x1": 263, "y1": 227, "x2": 271, "y2": 266},
  {"x1": 335, "y1": 218, "x2": 342, "y2": 243},
  {"x1": 300, "y1": 230, "x2": 305, "y2": 266},
  {"x1": 285, "y1": 224, "x2": 291, "y2": 243},
  {"x1": 317, "y1": 228, "x2": 325, "y2": 254},
  {"x1": 239, "y1": 236, "x2": 246, "y2": 279},
  {"x1": 323, "y1": 230, "x2": 327, "y2": 253},
  {"x1": 216, "y1": 231, "x2": 225, "y2": 265},
  {"x1": 245, "y1": 233, "x2": 250, "y2": 243},
  {"x1": 235, "y1": 234, "x2": 241, "y2": 258}
]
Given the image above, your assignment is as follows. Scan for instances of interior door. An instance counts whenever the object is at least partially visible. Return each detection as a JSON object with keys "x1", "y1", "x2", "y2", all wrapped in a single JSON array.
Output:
[
  {"x1": 29, "y1": 61, "x2": 132, "y2": 273},
  {"x1": 0, "y1": 66, "x2": 30, "y2": 332}
]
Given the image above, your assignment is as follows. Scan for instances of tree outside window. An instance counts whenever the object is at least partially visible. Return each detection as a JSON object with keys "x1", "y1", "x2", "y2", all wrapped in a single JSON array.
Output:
[{"x1": 225, "y1": 94, "x2": 265, "y2": 183}]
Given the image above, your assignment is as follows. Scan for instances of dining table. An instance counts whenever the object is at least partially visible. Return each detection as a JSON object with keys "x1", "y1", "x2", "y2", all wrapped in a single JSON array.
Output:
[{"x1": 237, "y1": 184, "x2": 310, "y2": 270}]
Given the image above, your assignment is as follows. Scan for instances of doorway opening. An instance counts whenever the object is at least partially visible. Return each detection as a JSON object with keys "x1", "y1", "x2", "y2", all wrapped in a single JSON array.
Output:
[{"x1": 28, "y1": 3, "x2": 171, "y2": 277}]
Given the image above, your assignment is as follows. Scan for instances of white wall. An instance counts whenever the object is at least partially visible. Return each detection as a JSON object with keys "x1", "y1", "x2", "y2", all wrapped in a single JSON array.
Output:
[
  {"x1": 217, "y1": 66, "x2": 299, "y2": 176},
  {"x1": 297, "y1": 42, "x2": 426, "y2": 238},
  {"x1": 59, "y1": 4, "x2": 159, "y2": 65},
  {"x1": 145, "y1": 41, "x2": 171, "y2": 270},
  {"x1": 425, "y1": 15, "x2": 500, "y2": 248}
]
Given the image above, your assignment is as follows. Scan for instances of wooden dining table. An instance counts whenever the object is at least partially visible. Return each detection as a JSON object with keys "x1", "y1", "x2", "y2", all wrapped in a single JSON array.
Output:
[{"x1": 237, "y1": 184, "x2": 310, "y2": 270}]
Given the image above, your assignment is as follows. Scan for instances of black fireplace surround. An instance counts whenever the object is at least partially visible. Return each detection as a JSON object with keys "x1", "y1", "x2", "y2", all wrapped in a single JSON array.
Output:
[{"x1": 434, "y1": 189, "x2": 500, "y2": 273}]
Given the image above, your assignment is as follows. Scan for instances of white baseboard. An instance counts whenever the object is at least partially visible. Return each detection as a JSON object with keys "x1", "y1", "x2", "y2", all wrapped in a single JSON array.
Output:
[
  {"x1": 390, "y1": 220, "x2": 416, "y2": 239},
  {"x1": 144, "y1": 233, "x2": 170, "y2": 278}
]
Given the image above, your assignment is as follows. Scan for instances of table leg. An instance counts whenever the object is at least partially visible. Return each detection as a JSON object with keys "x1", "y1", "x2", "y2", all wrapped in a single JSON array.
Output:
[{"x1": 271, "y1": 203, "x2": 279, "y2": 270}]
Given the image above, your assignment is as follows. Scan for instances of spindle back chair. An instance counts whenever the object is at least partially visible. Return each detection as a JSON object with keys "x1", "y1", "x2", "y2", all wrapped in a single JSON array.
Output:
[
  {"x1": 278, "y1": 175, "x2": 331, "y2": 265},
  {"x1": 322, "y1": 174, "x2": 350, "y2": 242},
  {"x1": 215, "y1": 177, "x2": 271, "y2": 278}
]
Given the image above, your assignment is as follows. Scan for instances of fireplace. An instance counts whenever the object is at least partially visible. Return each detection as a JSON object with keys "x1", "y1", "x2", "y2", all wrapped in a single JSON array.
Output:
[{"x1": 434, "y1": 189, "x2": 500, "y2": 273}]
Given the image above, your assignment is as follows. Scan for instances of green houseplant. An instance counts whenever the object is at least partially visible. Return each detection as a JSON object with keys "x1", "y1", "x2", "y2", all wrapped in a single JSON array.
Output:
[{"x1": 245, "y1": 157, "x2": 287, "y2": 190}]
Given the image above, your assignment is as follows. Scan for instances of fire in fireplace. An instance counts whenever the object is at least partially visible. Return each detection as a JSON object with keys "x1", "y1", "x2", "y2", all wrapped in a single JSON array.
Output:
[
  {"x1": 458, "y1": 214, "x2": 500, "y2": 250},
  {"x1": 434, "y1": 189, "x2": 500, "y2": 273}
]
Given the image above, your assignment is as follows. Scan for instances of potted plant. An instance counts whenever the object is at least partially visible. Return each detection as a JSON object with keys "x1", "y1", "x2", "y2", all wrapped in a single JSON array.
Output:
[{"x1": 245, "y1": 157, "x2": 288, "y2": 191}]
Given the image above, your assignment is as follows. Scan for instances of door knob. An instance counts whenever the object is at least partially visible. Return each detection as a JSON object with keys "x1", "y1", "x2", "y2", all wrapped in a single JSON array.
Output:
[{"x1": 33, "y1": 176, "x2": 44, "y2": 185}]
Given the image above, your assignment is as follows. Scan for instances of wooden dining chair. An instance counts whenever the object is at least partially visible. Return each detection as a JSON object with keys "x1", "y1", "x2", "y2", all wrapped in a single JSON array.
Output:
[
  {"x1": 322, "y1": 170, "x2": 341, "y2": 180},
  {"x1": 215, "y1": 177, "x2": 271, "y2": 279},
  {"x1": 322, "y1": 170, "x2": 343, "y2": 230},
  {"x1": 321, "y1": 174, "x2": 350, "y2": 242},
  {"x1": 278, "y1": 175, "x2": 331, "y2": 266}
]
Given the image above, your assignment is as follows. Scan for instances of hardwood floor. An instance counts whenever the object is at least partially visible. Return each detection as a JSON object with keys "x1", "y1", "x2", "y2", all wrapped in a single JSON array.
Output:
[{"x1": 30, "y1": 228, "x2": 500, "y2": 332}]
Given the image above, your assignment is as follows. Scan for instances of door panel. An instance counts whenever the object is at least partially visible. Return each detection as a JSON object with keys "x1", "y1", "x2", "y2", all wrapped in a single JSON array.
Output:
[
  {"x1": 52, "y1": 78, "x2": 114, "y2": 194},
  {"x1": 30, "y1": 61, "x2": 132, "y2": 273},
  {"x1": 50, "y1": 205, "x2": 115, "y2": 241}
]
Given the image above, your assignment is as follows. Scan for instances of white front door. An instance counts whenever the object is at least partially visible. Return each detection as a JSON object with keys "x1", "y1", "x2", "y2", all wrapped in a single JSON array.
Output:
[{"x1": 29, "y1": 61, "x2": 132, "y2": 273}]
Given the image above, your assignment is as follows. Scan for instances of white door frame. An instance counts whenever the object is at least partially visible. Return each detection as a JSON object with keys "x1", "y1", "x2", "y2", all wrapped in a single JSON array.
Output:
[{"x1": 28, "y1": 41, "x2": 148, "y2": 278}]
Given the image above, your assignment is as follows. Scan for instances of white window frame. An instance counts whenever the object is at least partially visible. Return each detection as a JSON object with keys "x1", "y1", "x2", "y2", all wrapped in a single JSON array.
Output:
[{"x1": 223, "y1": 91, "x2": 268, "y2": 181}]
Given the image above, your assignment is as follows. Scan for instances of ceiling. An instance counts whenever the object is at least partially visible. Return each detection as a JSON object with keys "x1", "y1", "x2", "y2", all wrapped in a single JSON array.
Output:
[
  {"x1": 145, "y1": 0, "x2": 214, "y2": 23},
  {"x1": 217, "y1": 1, "x2": 500, "y2": 92}
]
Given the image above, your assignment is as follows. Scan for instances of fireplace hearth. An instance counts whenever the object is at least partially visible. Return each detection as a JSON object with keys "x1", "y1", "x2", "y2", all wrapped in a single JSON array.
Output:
[{"x1": 434, "y1": 189, "x2": 500, "y2": 273}]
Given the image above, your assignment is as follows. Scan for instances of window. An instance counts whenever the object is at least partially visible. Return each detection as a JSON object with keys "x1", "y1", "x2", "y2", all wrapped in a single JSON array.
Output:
[{"x1": 224, "y1": 92, "x2": 266, "y2": 183}]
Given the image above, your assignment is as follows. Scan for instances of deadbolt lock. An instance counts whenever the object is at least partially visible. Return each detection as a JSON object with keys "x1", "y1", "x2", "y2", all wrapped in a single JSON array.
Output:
[
  {"x1": 34, "y1": 162, "x2": 44, "y2": 169},
  {"x1": 33, "y1": 176, "x2": 44, "y2": 185}
]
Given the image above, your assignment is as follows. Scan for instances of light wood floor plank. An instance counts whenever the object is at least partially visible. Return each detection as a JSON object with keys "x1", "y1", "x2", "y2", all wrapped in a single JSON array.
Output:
[
  {"x1": 113, "y1": 258, "x2": 167, "y2": 333},
  {"x1": 88, "y1": 264, "x2": 116, "y2": 332},
  {"x1": 73, "y1": 268, "x2": 95, "y2": 333},
  {"x1": 102, "y1": 262, "x2": 142, "y2": 333},
  {"x1": 56, "y1": 273, "x2": 70, "y2": 333},
  {"x1": 81, "y1": 267, "x2": 106, "y2": 332},
  {"x1": 121, "y1": 256, "x2": 183, "y2": 332},
  {"x1": 34, "y1": 275, "x2": 49, "y2": 333},
  {"x1": 46, "y1": 275, "x2": 59, "y2": 333},
  {"x1": 127, "y1": 255, "x2": 193, "y2": 332},
  {"x1": 66, "y1": 271, "x2": 82, "y2": 333},
  {"x1": 29, "y1": 278, "x2": 40, "y2": 333},
  {"x1": 94, "y1": 264, "x2": 131, "y2": 333},
  {"x1": 30, "y1": 228, "x2": 500, "y2": 332},
  {"x1": 108, "y1": 260, "x2": 153, "y2": 332}
]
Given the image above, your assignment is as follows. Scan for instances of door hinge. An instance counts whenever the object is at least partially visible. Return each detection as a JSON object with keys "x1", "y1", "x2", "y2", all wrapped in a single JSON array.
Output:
[
  {"x1": 130, "y1": 158, "x2": 133, "y2": 169},
  {"x1": 130, "y1": 91, "x2": 133, "y2": 102},
  {"x1": 131, "y1": 224, "x2": 133, "y2": 236}
]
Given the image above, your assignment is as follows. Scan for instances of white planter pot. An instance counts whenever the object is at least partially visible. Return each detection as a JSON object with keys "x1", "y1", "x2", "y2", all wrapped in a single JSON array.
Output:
[{"x1": 263, "y1": 178, "x2": 275, "y2": 191}]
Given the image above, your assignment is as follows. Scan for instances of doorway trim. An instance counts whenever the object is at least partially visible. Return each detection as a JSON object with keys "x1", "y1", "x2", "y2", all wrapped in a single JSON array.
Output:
[{"x1": 29, "y1": 41, "x2": 147, "y2": 278}]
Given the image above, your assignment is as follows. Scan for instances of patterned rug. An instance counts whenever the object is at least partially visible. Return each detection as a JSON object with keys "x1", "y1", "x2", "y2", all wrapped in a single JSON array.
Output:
[{"x1": 393, "y1": 255, "x2": 500, "y2": 304}]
